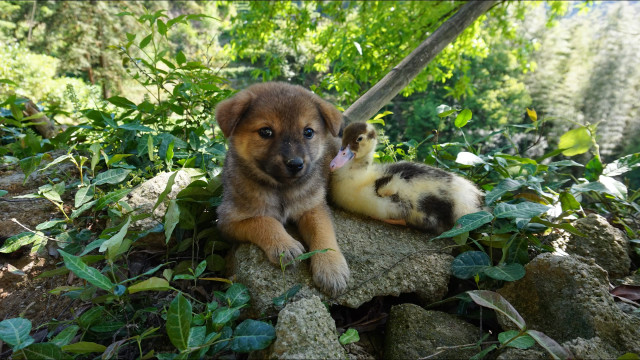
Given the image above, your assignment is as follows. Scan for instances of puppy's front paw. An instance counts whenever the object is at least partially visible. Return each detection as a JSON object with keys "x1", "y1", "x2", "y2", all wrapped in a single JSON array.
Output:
[
  {"x1": 310, "y1": 250, "x2": 350, "y2": 297},
  {"x1": 263, "y1": 236, "x2": 305, "y2": 266}
]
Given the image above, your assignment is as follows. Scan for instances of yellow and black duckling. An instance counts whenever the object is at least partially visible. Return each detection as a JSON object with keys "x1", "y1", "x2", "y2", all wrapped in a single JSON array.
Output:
[{"x1": 329, "y1": 122, "x2": 484, "y2": 234}]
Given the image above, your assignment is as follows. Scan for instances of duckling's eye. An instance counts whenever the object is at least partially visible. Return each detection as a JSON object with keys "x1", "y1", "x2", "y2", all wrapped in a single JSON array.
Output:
[
  {"x1": 258, "y1": 127, "x2": 274, "y2": 139},
  {"x1": 356, "y1": 135, "x2": 364, "y2": 142},
  {"x1": 303, "y1": 127, "x2": 315, "y2": 139}
]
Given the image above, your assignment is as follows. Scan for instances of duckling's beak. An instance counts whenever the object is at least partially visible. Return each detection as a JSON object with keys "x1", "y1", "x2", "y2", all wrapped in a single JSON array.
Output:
[{"x1": 330, "y1": 145, "x2": 354, "y2": 172}]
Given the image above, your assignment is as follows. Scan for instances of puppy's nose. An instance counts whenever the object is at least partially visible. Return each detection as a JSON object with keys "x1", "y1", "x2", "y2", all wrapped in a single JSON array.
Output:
[{"x1": 285, "y1": 157, "x2": 304, "y2": 173}]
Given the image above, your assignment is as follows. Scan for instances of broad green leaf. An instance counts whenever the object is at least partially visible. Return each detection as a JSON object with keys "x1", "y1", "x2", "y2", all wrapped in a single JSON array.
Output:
[
  {"x1": 71, "y1": 199, "x2": 97, "y2": 219},
  {"x1": 206, "y1": 254, "x2": 226, "y2": 272},
  {"x1": 0, "y1": 232, "x2": 39, "y2": 253},
  {"x1": 41, "y1": 189, "x2": 62, "y2": 203},
  {"x1": 59, "y1": 250, "x2": 114, "y2": 292},
  {"x1": 559, "y1": 191, "x2": 581, "y2": 213},
  {"x1": 468, "y1": 290, "x2": 526, "y2": 330},
  {"x1": 530, "y1": 217, "x2": 586, "y2": 237},
  {"x1": 194, "y1": 259, "x2": 207, "y2": 278},
  {"x1": 339, "y1": 328, "x2": 360, "y2": 345},
  {"x1": 167, "y1": 293, "x2": 192, "y2": 351},
  {"x1": 455, "y1": 151, "x2": 484, "y2": 166},
  {"x1": 20, "y1": 343, "x2": 71, "y2": 360},
  {"x1": 585, "y1": 156, "x2": 603, "y2": 181},
  {"x1": 176, "y1": 51, "x2": 186, "y2": 65},
  {"x1": 526, "y1": 330, "x2": 573, "y2": 360},
  {"x1": 139, "y1": 33, "x2": 153, "y2": 49},
  {"x1": 100, "y1": 216, "x2": 131, "y2": 260},
  {"x1": 273, "y1": 284, "x2": 302, "y2": 307},
  {"x1": 50, "y1": 325, "x2": 79, "y2": 347},
  {"x1": 188, "y1": 326, "x2": 206, "y2": 348},
  {"x1": 40, "y1": 154, "x2": 71, "y2": 171},
  {"x1": 147, "y1": 134, "x2": 155, "y2": 161},
  {"x1": 603, "y1": 153, "x2": 640, "y2": 177},
  {"x1": 224, "y1": 283, "x2": 250, "y2": 308},
  {"x1": 89, "y1": 322, "x2": 125, "y2": 332},
  {"x1": 434, "y1": 211, "x2": 494, "y2": 239},
  {"x1": 93, "y1": 169, "x2": 131, "y2": 186},
  {"x1": 493, "y1": 201, "x2": 550, "y2": 220},
  {"x1": 470, "y1": 344, "x2": 498, "y2": 360},
  {"x1": 293, "y1": 248, "x2": 330, "y2": 262},
  {"x1": 19, "y1": 154, "x2": 44, "y2": 184},
  {"x1": 128, "y1": 277, "x2": 170, "y2": 294},
  {"x1": 95, "y1": 188, "x2": 131, "y2": 210},
  {"x1": 451, "y1": 251, "x2": 490, "y2": 279},
  {"x1": 107, "y1": 96, "x2": 137, "y2": 109},
  {"x1": 436, "y1": 104, "x2": 453, "y2": 117},
  {"x1": 61, "y1": 342, "x2": 107, "y2": 354},
  {"x1": 598, "y1": 175, "x2": 627, "y2": 199},
  {"x1": 36, "y1": 219, "x2": 64, "y2": 230},
  {"x1": 454, "y1": 109, "x2": 472, "y2": 128},
  {"x1": 157, "y1": 19, "x2": 167, "y2": 35},
  {"x1": 558, "y1": 127, "x2": 592, "y2": 156},
  {"x1": 164, "y1": 199, "x2": 180, "y2": 243},
  {"x1": 106, "y1": 154, "x2": 133, "y2": 166},
  {"x1": 211, "y1": 307, "x2": 240, "y2": 327},
  {"x1": 484, "y1": 264, "x2": 525, "y2": 281},
  {"x1": 75, "y1": 185, "x2": 95, "y2": 208},
  {"x1": 485, "y1": 179, "x2": 525, "y2": 205},
  {"x1": 498, "y1": 330, "x2": 535, "y2": 349},
  {"x1": 547, "y1": 160, "x2": 584, "y2": 168},
  {"x1": 119, "y1": 123, "x2": 153, "y2": 132},
  {"x1": 89, "y1": 143, "x2": 101, "y2": 173},
  {"x1": 0, "y1": 190, "x2": 7, "y2": 197},
  {"x1": 153, "y1": 171, "x2": 178, "y2": 211},
  {"x1": 77, "y1": 306, "x2": 104, "y2": 330},
  {"x1": 230, "y1": 319, "x2": 276, "y2": 353},
  {"x1": 0, "y1": 318, "x2": 34, "y2": 350}
]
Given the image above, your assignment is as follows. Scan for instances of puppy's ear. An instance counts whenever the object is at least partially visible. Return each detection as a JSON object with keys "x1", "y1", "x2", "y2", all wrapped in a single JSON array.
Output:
[
  {"x1": 314, "y1": 97, "x2": 343, "y2": 137},
  {"x1": 215, "y1": 90, "x2": 255, "y2": 138}
]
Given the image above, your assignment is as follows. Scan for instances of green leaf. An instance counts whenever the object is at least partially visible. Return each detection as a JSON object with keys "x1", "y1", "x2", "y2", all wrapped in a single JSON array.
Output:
[
  {"x1": 499, "y1": 330, "x2": 535, "y2": 349},
  {"x1": 71, "y1": 199, "x2": 97, "y2": 219},
  {"x1": 89, "y1": 322, "x2": 125, "y2": 333},
  {"x1": 598, "y1": 175, "x2": 627, "y2": 199},
  {"x1": 128, "y1": 277, "x2": 170, "y2": 294},
  {"x1": 119, "y1": 122, "x2": 153, "y2": 132},
  {"x1": 468, "y1": 290, "x2": 526, "y2": 330},
  {"x1": 164, "y1": 199, "x2": 180, "y2": 243},
  {"x1": 59, "y1": 250, "x2": 114, "y2": 292},
  {"x1": 451, "y1": 251, "x2": 490, "y2": 279},
  {"x1": 153, "y1": 171, "x2": 178, "y2": 211},
  {"x1": 61, "y1": 341, "x2": 107, "y2": 354},
  {"x1": 0, "y1": 232, "x2": 40, "y2": 253},
  {"x1": 585, "y1": 156, "x2": 603, "y2": 181},
  {"x1": 454, "y1": 109, "x2": 472, "y2": 128},
  {"x1": 339, "y1": 328, "x2": 360, "y2": 345},
  {"x1": 0, "y1": 190, "x2": 7, "y2": 197},
  {"x1": 139, "y1": 34, "x2": 153, "y2": 49},
  {"x1": 20, "y1": 343, "x2": 71, "y2": 360},
  {"x1": 107, "y1": 96, "x2": 137, "y2": 110},
  {"x1": 74, "y1": 185, "x2": 95, "y2": 208},
  {"x1": 526, "y1": 330, "x2": 573, "y2": 360},
  {"x1": 167, "y1": 293, "x2": 192, "y2": 351},
  {"x1": 40, "y1": 154, "x2": 71, "y2": 171},
  {"x1": 293, "y1": 248, "x2": 330, "y2": 262},
  {"x1": 485, "y1": 179, "x2": 524, "y2": 205},
  {"x1": 558, "y1": 127, "x2": 592, "y2": 156},
  {"x1": 0, "y1": 318, "x2": 34, "y2": 350},
  {"x1": 434, "y1": 211, "x2": 494, "y2": 239},
  {"x1": 89, "y1": 143, "x2": 101, "y2": 173},
  {"x1": 95, "y1": 188, "x2": 131, "y2": 210},
  {"x1": 50, "y1": 325, "x2": 79, "y2": 347},
  {"x1": 211, "y1": 307, "x2": 240, "y2": 327},
  {"x1": 230, "y1": 319, "x2": 276, "y2": 353},
  {"x1": 272, "y1": 284, "x2": 302, "y2": 307},
  {"x1": 35, "y1": 219, "x2": 64, "y2": 230},
  {"x1": 484, "y1": 264, "x2": 525, "y2": 281},
  {"x1": 99, "y1": 216, "x2": 131, "y2": 260},
  {"x1": 493, "y1": 201, "x2": 550, "y2": 220},
  {"x1": 93, "y1": 169, "x2": 131, "y2": 186},
  {"x1": 147, "y1": 134, "x2": 155, "y2": 161},
  {"x1": 106, "y1": 154, "x2": 133, "y2": 166},
  {"x1": 224, "y1": 283, "x2": 250, "y2": 307},
  {"x1": 176, "y1": 51, "x2": 186, "y2": 65},
  {"x1": 77, "y1": 306, "x2": 104, "y2": 330},
  {"x1": 19, "y1": 154, "x2": 44, "y2": 184},
  {"x1": 603, "y1": 153, "x2": 640, "y2": 177},
  {"x1": 157, "y1": 19, "x2": 167, "y2": 35},
  {"x1": 559, "y1": 191, "x2": 581, "y2": 213}
]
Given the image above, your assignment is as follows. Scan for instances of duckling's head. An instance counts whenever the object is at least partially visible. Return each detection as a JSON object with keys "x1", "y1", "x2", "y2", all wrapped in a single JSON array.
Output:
[{"x1": 330, "y1": 122, "x2": 377, "y2": 172}]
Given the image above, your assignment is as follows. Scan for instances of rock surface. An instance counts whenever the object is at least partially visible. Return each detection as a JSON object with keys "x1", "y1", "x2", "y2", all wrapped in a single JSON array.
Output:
[
  {"x1": 383, "y1": 304, "x2": 480, "y2": 359},
  {"x1": 497, "y1": 253, "x2": 640, "y2": 355},
  {"x1": 269, "y1": 295, "x2": 345, "y2": 359},
  {"x1": 231, "y1": 208, "x2": 454, "y2": 315},
  {"x1": 551, "y1": 213, "x2": 630, "y2": 278}
]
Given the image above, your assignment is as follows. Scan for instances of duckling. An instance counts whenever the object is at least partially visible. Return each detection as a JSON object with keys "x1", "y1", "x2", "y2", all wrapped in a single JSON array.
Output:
[{"x1": 329, "y1": 122, "x2": 484, "y2": 234}]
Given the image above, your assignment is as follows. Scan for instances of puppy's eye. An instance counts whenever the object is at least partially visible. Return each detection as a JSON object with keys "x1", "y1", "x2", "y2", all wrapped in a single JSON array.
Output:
[
  {"x1": 356, "y1": 135, "x2": 364, "y2": 142},
  {"x1": 258, "y1": 127, "x2": 274, "y2": 139},
  {"x1": 303, "y1": 127, "x2": 315, "y2": 139}
]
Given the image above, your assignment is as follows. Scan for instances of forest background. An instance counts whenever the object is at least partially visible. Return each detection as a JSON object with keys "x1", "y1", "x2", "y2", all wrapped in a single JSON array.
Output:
[{"x1": 1, "y1": 1, "x2": 640, "y2": 358}]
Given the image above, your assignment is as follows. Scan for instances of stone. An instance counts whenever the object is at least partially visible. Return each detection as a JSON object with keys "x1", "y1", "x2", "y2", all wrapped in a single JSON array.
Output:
[
  {"x1": 551, "y1": 213, "x2": 630, "y2": 278},
  {"x1": 269, "y1": 295, "x2": 346, "y2": 359},
  {"x1": 231, "y1": 208, "x2": 454, "y2": 316},
  {"x1": 497, "y1": 253, "x2": 640, "y2": 354},
  {"x1": 122, "y1": 169, "x2": 196, "y2": 233},
  {"x1": 496, "y1": 348, "x2": 546, "y2": 360},
  {"x1": 383, "y1": 304, "x2": 480, "y2": 360}
]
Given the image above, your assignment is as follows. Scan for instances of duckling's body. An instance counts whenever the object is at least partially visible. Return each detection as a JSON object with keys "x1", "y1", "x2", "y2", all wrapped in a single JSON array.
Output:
[{"x1": 330, "y1": 122, "x2": 484, "y2": 234}]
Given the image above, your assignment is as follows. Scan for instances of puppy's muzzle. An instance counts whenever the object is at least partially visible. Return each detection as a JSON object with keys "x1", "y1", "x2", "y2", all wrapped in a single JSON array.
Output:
[{"x1": 285, "y1": 157, "x2": 304, "y2": 174}]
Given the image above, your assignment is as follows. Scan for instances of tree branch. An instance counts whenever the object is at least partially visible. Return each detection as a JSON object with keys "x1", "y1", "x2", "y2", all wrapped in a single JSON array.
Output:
[{"x1": 343, "y1": 0, "x2": 497, "y2": 124}]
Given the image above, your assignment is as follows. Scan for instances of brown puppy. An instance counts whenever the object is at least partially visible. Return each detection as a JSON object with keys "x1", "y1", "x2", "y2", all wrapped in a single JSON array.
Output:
[{"x1": 215, "y1": 82, "x2": 350, "y2": 296}]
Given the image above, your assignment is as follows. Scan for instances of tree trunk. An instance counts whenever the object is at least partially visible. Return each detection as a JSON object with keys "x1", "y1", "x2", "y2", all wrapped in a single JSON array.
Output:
[
  {"x1": 343, "y1": 0, "x2": 497, "y2": 124},
  {"x1": 23, "y1": 99, "x2": 56, "y2": 139}
]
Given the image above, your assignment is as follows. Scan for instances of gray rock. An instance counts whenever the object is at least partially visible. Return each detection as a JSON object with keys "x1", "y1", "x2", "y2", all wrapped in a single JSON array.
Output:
[
  {"x1": 497, "y1": 253, "x2": 640, "y2": 354},
  {"x1": 383, "y1": 304, "x2": 480, "y2": 360},
  {"x1": 551, "y1": 213, "x2": 630, "y2": 278},
  {"x1": 231, "y1": 208, "x2": 454, "y2": 315},
  {"x1": 123, "y1": 170, "x2": 195, "y2": 233},
  {"x1": 496, "y1": 348, "x2": 546, "y2": 360},
  {"x1": 561, "y1": 337, "x2": 620, "y2": 359},
  {"x1": 269, "y1": 295, "x2": 346, "y2": 359}
]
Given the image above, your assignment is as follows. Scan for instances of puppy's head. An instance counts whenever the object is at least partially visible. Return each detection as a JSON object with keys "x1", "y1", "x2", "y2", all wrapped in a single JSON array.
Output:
[{"x1": 215, "y1": 82, "x2": 343, "y2": 186}]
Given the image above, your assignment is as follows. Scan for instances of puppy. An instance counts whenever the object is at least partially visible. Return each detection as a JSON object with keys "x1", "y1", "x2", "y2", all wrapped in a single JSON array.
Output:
[{"x1": 215, "y1": 82, "x2": 350, "y2": 296}]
